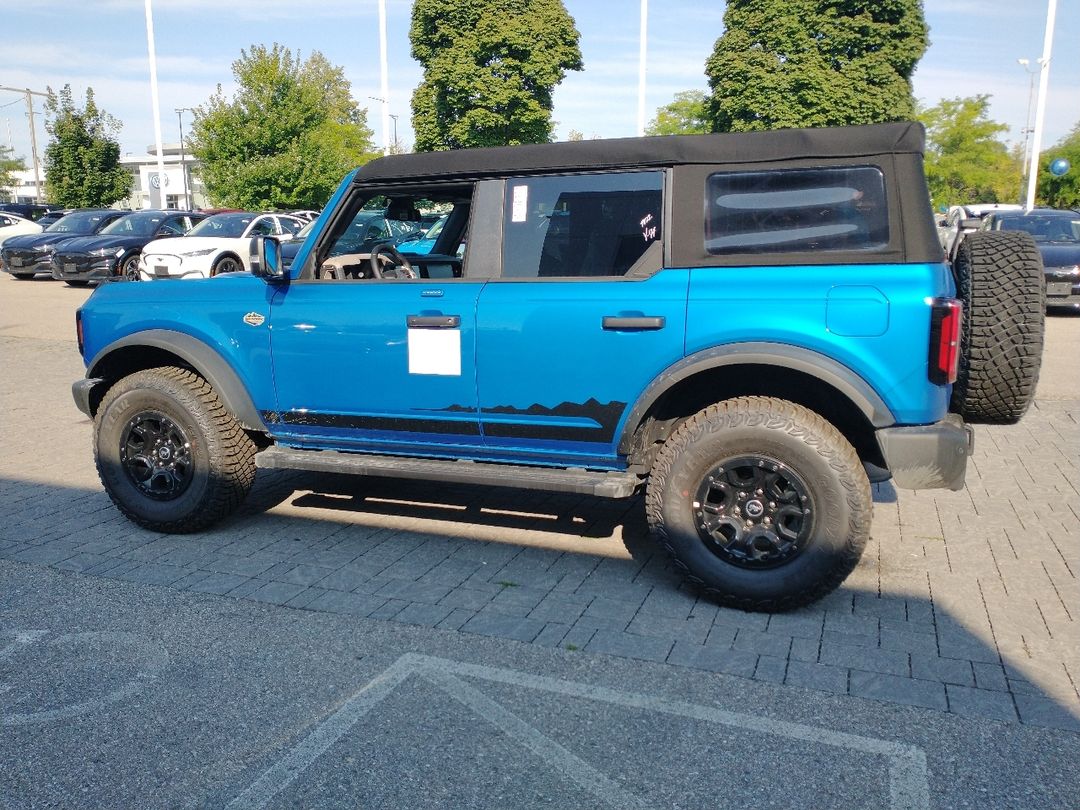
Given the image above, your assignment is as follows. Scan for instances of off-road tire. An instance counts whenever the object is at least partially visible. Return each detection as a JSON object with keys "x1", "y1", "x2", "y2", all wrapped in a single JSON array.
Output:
[
  {"x1": 94, "y1": 367, "x2": 256, "y2": 533},
  {"x1": 646, "y1": 396, "x2": 871, "y2": 612},
  {"x1": 950, "y1": 231, "x2": 1045, "y2": 424}
]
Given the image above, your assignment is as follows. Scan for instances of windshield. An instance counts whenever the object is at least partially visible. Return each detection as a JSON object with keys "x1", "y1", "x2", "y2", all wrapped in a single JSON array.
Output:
[
  {"x1": 997, "y1": 215, "x2": 1080, "y2": 243},
  {"x1": 100, "y1": 213, "x2": 167, "y2": 236},
  {"x1": 44, "y1": 212, "x2": 113, "y2": 234},
  {"x1": 188, "y1": 213, "x2": 255, "y2": 238}
]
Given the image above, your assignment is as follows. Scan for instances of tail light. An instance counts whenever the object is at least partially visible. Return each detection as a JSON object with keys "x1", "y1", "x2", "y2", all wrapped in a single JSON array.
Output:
[{"x1": 928, "y1": 298, "x2": 962, "y2": 385}]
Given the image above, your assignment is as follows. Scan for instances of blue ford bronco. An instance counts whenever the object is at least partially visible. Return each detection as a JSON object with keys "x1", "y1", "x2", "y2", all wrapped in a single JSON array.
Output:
[{"x1": 73, "y1": 122, "x2": 1045, "y2": 610}]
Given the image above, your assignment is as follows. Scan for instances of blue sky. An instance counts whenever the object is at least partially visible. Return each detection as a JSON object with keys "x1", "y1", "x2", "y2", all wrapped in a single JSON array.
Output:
[{"x1": 3, "y1": 0, "x2": 1078, "y2": 164}]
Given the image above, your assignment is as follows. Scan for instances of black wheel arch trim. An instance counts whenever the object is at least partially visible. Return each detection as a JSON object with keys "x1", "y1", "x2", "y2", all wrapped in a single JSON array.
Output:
[
  {"x1": 84, "y1": 329, "x2": 264, "y2": 431},
  {"x1": 617, "y1": 342, "x2": 896, "y2": 455}
]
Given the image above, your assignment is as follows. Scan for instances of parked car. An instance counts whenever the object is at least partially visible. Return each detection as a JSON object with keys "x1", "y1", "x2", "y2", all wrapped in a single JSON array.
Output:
[
  {"x1": 50, "y1": 210, "x2": 206, "y2": 286},
  {"x1": 73, "y1": 122, "x2": 1046, "y2": 611},
  {"x1": 36, "y1": 209, "x2": 75, "y2": 228},
  {"x1": 279, "y1": 211, "x2": 422, "y2": 269},
  {"x1": 398, "y1": 214, "x2": 449, "y2": 255},
  {"x1": 936, "y1": 203, "x2": 1023, "y2": 254},
  {"x1": 982, "y1": 208, "x2": 1080, "y2": 310},
  {"x1": 1, "y1": 209, "x2": 128, "y2": 279},
  {"x1": 138, "y1": 212, "x2": 304, "y2": 279},
  {"x1": 0, "y1": 202, "x2": 65, "y2": 222},
  {"x1": 0, "y1": 212, "x2": 43, "y2": 247}
]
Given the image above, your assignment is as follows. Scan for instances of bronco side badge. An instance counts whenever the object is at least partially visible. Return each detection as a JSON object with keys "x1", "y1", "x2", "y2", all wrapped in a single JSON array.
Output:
[{"x1": 243, "y1": 312, "x2": 265, "y2": 327}]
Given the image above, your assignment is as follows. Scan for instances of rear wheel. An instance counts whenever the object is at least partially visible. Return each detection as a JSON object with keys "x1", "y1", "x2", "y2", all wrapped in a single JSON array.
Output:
[
  {"x1": 646, "y1": 397, "x2": 871, "y2": 611},
  {"x1": 950, "y1": 231, "x2": 1045, "y2": 424},
  {"x1": 94, "y1": 367, "x2": 256, "y2": 533}
]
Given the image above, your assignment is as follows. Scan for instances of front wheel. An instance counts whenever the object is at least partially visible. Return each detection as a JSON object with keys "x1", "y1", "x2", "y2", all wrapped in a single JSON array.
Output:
[
  {"x1": 646, "y1": 396, "x2": 871, "y2": 611},
  {"x1": 210, "y1": 255, "x2": 242, "y2": 276},
  {"x1": 94, "y1": 367, "x2": 256, "y2": 533},
  {"x1": 120, "y1": 253, "x2": 142, "y2": 281}
]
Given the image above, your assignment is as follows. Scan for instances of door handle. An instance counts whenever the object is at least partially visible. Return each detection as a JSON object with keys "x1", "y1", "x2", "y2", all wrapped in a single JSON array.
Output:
[
  {"x1": 602, "y1": 316, "x2": 666, "y2": 331},
  {"x1": 407, "y1": 314, "x2": 461, "y2": 328}
]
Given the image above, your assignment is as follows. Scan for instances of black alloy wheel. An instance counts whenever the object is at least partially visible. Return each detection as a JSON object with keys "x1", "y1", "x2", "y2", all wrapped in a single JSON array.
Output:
[
  {"x1": 211, "y1": 255, "x2": 242, "y2": 276},
  {"x1": 121, "y1": 253, "x2": 142, "y2": 281},
  {"x1": 119, "y1": 411, "x2": 194, "y2": 500},
  {"x1": 693, "y1": 455, "x2": 812, "y2": 569}
]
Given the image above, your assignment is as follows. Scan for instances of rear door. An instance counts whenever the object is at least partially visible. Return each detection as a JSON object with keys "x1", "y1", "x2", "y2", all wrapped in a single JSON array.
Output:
[{"x1": 474, "y1": 171, "x2": 688, "y2": 468}]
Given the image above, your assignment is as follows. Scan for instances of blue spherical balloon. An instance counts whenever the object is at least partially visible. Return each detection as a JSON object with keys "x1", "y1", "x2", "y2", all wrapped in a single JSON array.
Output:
[{"x1": 1049, "y1": 158, "x2": 1071, "y2": 177}]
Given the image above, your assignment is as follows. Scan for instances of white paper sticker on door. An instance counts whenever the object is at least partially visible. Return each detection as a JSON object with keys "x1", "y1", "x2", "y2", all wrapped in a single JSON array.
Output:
[
  {"x1": 408, "y1": 328, "x2": 462, "y2": 376},
  {"x1": 511, "y1": 184, "x2": 528, "y2": 223}
]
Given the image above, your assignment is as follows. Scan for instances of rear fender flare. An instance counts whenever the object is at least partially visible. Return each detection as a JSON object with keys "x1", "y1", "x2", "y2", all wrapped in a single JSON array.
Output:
[{"x1": 617, "y1": 342, "x2": 895, "y2": 455}]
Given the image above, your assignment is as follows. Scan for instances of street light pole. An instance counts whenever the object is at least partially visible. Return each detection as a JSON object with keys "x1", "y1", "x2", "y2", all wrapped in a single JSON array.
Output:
[
  {"x1": 175, "y1": 107, "x2": 193, "y2": 208},
  {"x1": 637, "y1": 0, "x2": 648, "y2": 136},
  {"x1": 378, "y1": 0, "x2": 390, "y2": 156},
  {"x1": 389, "y1": 114, "x2": 399, "y2": 152},
  {"x1": 1017, "y1": 58, "x2": 1042, "y2": 202}
]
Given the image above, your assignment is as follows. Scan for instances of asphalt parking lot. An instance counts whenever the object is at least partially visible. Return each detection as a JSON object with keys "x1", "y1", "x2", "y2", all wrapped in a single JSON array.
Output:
[{"x1": 1, "y1": 274, "x2": 1078, "y2": 808}]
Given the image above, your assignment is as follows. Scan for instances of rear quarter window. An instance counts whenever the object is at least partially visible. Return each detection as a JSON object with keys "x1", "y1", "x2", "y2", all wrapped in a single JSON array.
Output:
[{"x1": 705, "y1": 166, "x2": 889, "y2": 255}]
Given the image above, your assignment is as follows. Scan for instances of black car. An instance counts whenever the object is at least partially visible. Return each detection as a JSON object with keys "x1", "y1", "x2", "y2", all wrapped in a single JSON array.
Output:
[
  {"x1": 51, "y1": 211, "x2": 207, "y2": 286},
  {"x1": 1, "y1": 210, "x2": 128, "y2": 280},
  {"x1": 983, "y1": 209, "x2": 1080, "y2": 310},
  {"x1": 0, "y1": 202, "x2": 65, "y2": 222}
]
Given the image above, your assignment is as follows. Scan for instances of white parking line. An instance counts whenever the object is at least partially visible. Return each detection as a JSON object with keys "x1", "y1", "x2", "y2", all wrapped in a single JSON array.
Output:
[{"x1": 230, "y1": 653, "x2": 929, "y2": 810}]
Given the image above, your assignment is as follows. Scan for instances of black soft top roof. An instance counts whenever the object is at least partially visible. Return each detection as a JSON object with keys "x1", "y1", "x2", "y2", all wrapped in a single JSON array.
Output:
[{"x1": 354, "y1": 122, "x2": 925, "y2": 184}]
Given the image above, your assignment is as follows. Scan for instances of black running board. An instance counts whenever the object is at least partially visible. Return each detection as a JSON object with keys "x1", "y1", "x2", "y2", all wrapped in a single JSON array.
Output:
[{"x1": 255, "y1": 446, "x2": 641, "y2": 498}]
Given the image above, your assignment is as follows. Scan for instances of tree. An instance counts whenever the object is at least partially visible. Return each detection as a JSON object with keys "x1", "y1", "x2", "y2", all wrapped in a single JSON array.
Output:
[
  {"x1": 189, "y1": 44, "x2": 378, "y2": 209},
  {"x1": 918, "y1": 95, "x2": 1020, "y2": 208},
  {"x1": 43, "y1": 85, "x2": 131, "y2": 207},
  {"x1": 0, "y1": 145, "x2": 25, "y2": 201},
  {"x1": 646, "y1": 90, "x2": 709, "y2": 136},
  {"x1": 705, "y1": 0, "x2": 928, "y2": 132},
  {"x1": 410, "y1": 0, "x2": 583, "y2": 151},
  {"x1": 1037, "y1": 122, "x2": 1080, "y2": 209}
]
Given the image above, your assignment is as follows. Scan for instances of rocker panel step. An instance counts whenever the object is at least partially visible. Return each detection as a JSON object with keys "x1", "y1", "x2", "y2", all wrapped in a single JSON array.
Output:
[{"x1": 255, "y1": 445, "x2": 641, "y2": 498}]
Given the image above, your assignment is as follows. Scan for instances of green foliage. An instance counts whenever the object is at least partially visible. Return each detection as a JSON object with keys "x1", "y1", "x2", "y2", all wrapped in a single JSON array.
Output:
[
  {"x1": 410, "y1": 0, "x2": 584, "y2": 151},
  {"x1": 706, "y1": 0, "x2": 928, "y2": 132},
  {"x1": 918, "y1": 95, "x2": 1020, "y2": 207},
  {"x1": 43, "y1": 85, "x2": 132, "y2": 207},
  {"x1": 0, "y1": 145, "x2": 25, "y2": 201},
  {"x1": 1037, "y1": 122, "x2": 1080, "y2": 209},
  {"x1": 188, "y1": 44, "x2": 378, "y2": 209},
  {"x1": 646, "y1": 90, "x2": 709, "y2": 136}
]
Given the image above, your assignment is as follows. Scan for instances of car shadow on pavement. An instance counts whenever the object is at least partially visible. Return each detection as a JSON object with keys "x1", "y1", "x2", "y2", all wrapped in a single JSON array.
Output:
[{"x1": 1, "y1": 473, "x2": 1078, "y2": 735}]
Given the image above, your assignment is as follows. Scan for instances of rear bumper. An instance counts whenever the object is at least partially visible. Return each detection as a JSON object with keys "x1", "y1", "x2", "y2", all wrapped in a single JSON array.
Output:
[{"x1": 875, "y1": 414, "x2": 973, "y2": 491}]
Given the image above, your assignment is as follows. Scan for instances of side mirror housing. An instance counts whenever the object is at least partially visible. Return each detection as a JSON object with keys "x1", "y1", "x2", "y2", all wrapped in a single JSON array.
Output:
[{"x1": 250, "y1": 235, "x2": 286, "y2": 282}]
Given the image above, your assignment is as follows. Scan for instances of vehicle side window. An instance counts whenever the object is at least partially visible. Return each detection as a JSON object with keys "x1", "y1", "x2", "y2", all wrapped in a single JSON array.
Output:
[
  {"x1": 705, "y1": 166, "x2": 889, "y2": 255},
  {"x1": 158, "y1": 219, "x2": 186, "y2": 236},
  {"x1": 501, "y1": 171, "x2": 663, "y2": 278},
  {"x1": 250, "y1": 219, "x2": 276, "y2": 237},
  {"x1": 278, "y1": 217, "x2": 303, "y2": 236},
  {"x1": 0, "y1": 216, "x2": 13, "y2": 226}
]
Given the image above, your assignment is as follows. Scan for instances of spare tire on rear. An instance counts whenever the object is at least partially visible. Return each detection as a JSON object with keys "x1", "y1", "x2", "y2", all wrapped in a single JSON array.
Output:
[{"x1": 950, "y1": 230, "x2": 1045, "y2": 424}]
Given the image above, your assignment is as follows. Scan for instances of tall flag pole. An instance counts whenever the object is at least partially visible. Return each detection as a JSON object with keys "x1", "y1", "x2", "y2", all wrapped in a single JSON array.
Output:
[
  {"x1": 637, "y1": 0, "x2": 648, "y2": 136},
  {"x1": 1025, "y1": 0, "x2": 1058, "y2": 212},
  {"x1": 145, "y1": 0, "x2": 167, "y2": 207}
]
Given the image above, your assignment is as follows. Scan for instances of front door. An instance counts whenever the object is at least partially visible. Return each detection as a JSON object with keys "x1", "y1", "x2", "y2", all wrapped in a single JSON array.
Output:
[{"x1": 269, "y1": 237, "x2": 484, "y2": 454}]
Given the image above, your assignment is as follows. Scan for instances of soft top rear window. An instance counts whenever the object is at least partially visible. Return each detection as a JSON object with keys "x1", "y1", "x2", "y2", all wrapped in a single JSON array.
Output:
[{"x1": 706, "y1": 166, "x2": 889, "y2": 256}]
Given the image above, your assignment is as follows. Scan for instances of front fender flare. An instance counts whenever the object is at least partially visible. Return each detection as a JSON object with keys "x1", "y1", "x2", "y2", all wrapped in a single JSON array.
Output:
[
  {"x1": 86, "y1": 329, "x2": 264, "y2": 431},
  {"x1": 617, "y1": 342, "x2": 896, "y2": 455}
]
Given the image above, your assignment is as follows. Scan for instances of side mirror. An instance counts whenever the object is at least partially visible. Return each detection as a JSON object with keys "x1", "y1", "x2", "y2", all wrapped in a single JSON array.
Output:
[{"x1": 250, "y1": 235, "x2": 286, "y2": 282}]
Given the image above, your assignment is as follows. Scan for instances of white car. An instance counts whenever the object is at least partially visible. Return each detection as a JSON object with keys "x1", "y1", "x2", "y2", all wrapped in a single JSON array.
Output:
[
  {"x1": 0, "y1": 212, "x2": 43, "y2": 248},
  {"x1": 138, "y1": 212, "x2": 304, "y2": 279}
]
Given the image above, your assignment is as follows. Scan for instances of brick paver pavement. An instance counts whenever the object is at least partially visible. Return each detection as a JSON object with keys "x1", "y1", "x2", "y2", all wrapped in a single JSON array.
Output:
[{"x1": 1, "y1": 279, "x2": 1077, "y2": 732}]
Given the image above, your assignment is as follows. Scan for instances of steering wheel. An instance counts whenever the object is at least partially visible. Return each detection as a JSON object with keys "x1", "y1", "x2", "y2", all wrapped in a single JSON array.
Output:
[{"x1": 369, "y1": 244, "x2": 417, "y2": 280}]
